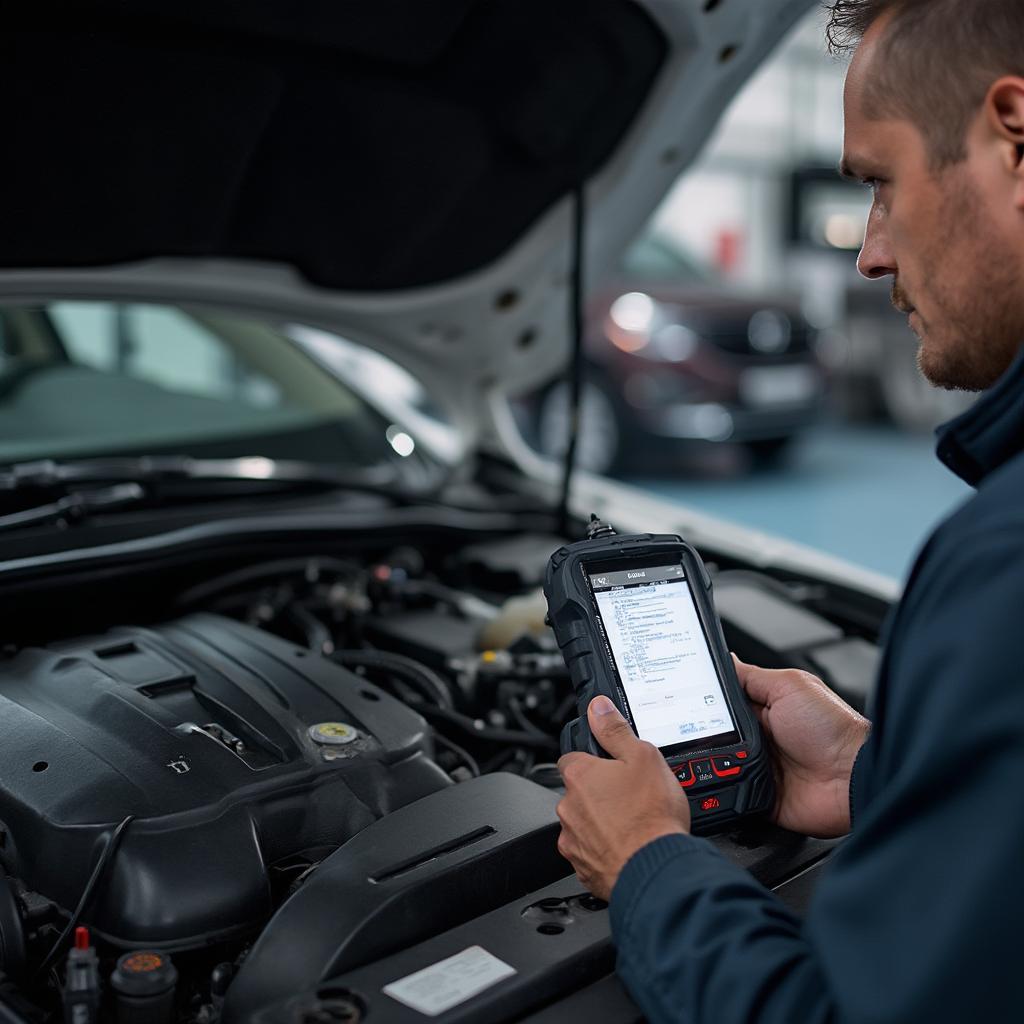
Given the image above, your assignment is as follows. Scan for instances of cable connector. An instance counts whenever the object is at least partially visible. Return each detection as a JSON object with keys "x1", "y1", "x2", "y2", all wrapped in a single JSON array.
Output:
[{"x1": 585, "y1": 514, "x2": 616, "y2": 540}]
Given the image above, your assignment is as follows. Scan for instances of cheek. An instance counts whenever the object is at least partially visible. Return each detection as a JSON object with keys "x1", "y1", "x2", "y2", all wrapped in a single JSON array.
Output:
[
  {"x1": 888, "y1": 177, "x2": 941, "y2": 249},
  {"x1": 888, "y1": 205, "x2": 939, "y2": 298},
  {"x1": 885, "y1": 200, "x2": 918, "y2": 264}
]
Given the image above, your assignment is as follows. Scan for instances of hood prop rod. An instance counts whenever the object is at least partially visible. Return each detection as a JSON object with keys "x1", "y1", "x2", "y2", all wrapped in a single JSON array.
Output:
[{"x1": 557, "y1": 183, "x2": 586, "y2": 537}]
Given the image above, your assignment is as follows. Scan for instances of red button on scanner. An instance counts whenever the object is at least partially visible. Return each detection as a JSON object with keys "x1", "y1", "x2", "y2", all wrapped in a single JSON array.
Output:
[
  {"x1": 712, "y1": 755, "x2": 742, "y2": 778},
  {"x1": 700, "y1": 796, "x2": 721, "y2": 812},
  {"x1": 735, "y1": 750, "x2": 748, "y2": 759},
  {"x1": 674, "y1": 762, "x2": 695, "y2": 788}
]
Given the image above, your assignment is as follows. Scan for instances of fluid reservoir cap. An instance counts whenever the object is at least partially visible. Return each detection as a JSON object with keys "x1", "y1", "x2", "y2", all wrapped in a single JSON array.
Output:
[
  {"x1": 308, "y1": 721, "x2": 358, "y2": 746},
  {"x1": 111, "y1": 951, "x2": 178, "y2": 997}
]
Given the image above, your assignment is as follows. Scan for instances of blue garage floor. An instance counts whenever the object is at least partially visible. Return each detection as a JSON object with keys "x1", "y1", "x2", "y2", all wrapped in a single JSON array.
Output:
[{"x1": 630, "y1": 425, "x2": 973, "y2": 580}]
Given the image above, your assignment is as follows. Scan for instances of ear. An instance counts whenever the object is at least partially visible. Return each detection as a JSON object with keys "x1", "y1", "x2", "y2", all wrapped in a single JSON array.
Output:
[{"x1": 985, "y1": 77, "x2": 1024, "y2": 207}]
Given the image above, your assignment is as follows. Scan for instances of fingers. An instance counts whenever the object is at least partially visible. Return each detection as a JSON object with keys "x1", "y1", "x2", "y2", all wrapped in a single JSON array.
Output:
[
  {"x1": 754, "y1": 702, "x2": 771, "y2": 731},
  {"x1": 733, "y1": 654, "x2": 833, "y2": 710},
  {"x1": 556, "y1": 818, "x2": 590, "y2": 887},
  {"x1": 587, "y1": 696, "x2": 639, "y2": 760},
  {"x1": 556, "y1": 824, "x2": 575, "y2": 863},
  {"x1": 555, "y1": 797, "x2": 574, "y2": 854},
  {"x1": 557, "y1": 751, "x2": 590, "y2": 783},
  {"x1": 556, "y1": 797, "x2": 590, "y2": 882}
]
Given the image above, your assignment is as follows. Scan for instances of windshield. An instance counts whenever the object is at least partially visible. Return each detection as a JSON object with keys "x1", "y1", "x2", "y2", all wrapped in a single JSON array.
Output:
[{"x1": 0, "y1": 301, "x2": 430, "y2": 471}]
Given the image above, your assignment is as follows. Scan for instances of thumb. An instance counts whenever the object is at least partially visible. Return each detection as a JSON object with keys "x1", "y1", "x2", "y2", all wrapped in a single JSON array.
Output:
[
  {"x1": 733, "y1": 651, "x2": 794, "y2": 708},
  {"x1": 588, "y1": 696, "x2": 638, "y2": 760},
  {"x1": 732, "y1": 653, "x2": 773, "y2": 707}
]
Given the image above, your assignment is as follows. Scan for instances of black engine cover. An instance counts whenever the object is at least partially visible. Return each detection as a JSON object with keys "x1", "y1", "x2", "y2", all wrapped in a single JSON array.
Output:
[{"x1": 0, "y1": 614, "x2": 449, "y2": 949}]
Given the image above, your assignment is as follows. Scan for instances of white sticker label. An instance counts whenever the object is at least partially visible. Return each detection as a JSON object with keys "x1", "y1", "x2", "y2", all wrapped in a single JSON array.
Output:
[{"x1": 382, "y1": 946, "x2": 516, "y2": 1017}]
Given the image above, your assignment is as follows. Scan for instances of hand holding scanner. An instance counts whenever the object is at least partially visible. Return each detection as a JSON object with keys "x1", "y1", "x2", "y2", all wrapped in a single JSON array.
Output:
[{"x1": 544, "y1": 517, "x2": 774, "y2": 833}]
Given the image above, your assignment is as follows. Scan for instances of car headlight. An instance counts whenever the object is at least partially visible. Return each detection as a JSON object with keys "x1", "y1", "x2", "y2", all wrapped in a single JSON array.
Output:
[
  {"x1": 607, "y1": 292, "x2": 700, "y2": 362},
  {"x1": 649, "y1": 323, "x2": 699, "y2": 362},
  {"x1": 609, "y1": 291, "x2": 658, "y2": 336}
]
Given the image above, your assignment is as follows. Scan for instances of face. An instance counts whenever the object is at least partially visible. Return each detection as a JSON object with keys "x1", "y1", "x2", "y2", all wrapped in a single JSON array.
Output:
[{"x1": 842, "y1": 23, "x2": 1024, "y2": 392}]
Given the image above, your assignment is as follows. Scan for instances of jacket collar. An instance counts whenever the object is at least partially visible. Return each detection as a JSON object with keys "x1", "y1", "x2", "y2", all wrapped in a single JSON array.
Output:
[{"x1": 936, "y1": 344, "x2": 1024, "y2": 487}]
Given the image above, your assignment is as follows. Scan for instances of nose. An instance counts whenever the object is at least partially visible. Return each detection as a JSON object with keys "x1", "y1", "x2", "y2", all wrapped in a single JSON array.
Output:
[{"x1": 856, "y1": 202, "x2": 897, "y2": 280}]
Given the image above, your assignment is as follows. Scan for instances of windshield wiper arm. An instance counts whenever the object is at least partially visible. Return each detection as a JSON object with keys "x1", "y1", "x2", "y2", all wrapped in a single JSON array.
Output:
[
  {"x1": 0, "y1": 456, "x2": 423, "y2": 534},
  {"x1": 0, "y1": 456, "x2": 400, "y2": 493},
  {"x1": 0, "y1": 483, "x2": 146, "y2": 533}
]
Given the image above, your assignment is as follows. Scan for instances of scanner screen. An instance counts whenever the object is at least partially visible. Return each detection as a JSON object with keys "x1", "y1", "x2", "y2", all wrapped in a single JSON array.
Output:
[{"x1": 590, "y1": 562, "x2": 737, "y2": 750}]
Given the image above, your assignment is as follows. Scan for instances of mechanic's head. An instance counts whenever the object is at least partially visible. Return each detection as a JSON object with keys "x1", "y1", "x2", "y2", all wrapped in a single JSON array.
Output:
[{"x1": 829, "y1": 0, "x2": 1024, "y2": 391}]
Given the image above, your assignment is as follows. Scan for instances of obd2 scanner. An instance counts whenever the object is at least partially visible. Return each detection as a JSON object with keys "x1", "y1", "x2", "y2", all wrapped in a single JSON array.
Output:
[{"x1": 544, "y1": 517, "x2": 774, "y2": 833}]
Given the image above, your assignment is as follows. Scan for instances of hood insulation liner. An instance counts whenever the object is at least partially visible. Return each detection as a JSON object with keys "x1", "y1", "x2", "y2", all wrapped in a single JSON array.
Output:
[{"x1": 5, "y1": 1, "x2": 665, "y2": 291}]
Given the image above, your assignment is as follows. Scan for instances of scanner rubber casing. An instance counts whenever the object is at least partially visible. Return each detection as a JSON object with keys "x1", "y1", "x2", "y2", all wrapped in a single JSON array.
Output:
[{"x1": 544, "y1": 532, "x2": 774, "y2": 833}]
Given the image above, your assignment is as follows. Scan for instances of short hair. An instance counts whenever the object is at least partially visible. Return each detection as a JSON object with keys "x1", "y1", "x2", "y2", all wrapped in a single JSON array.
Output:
[{"x1": 824, "y1": 0, "x2": 1024, "y2": 166}]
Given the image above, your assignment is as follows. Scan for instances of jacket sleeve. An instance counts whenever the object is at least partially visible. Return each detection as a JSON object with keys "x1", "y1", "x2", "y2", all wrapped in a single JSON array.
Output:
[
  {"x1": 610, "y1": 533, "x2": 1024, "y2": 1023},
  {"x1": 611, "y1": 834, "x2": 836, "y2": 1024}
]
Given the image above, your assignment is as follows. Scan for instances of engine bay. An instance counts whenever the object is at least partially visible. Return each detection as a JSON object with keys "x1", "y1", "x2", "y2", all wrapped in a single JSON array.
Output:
[{"x1": 0, "y1": 524, "x2": 885, "y2": 1023}]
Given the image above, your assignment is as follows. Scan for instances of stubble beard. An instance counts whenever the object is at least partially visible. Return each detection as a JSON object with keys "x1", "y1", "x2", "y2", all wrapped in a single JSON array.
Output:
[{"x1": 911, "y1": 176, "x2": 1024, "y2": 393}]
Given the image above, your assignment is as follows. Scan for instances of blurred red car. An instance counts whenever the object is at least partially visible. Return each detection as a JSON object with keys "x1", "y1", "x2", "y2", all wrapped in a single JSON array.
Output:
[{"x1": 533, "y1": 234, "x2": 826, "y2": 474}]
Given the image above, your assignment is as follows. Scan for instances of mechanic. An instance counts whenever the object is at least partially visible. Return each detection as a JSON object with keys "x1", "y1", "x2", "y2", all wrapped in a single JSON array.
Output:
[{"x1": 555, "y1": 1, "x2": 1024, "y2": 1020}]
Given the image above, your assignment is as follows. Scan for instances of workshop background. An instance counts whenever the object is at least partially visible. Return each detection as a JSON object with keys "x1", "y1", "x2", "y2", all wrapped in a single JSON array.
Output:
[
  {"x1": 48, "y1": 7, "x2": 975, "y2": 581},
  {"x1": 527, "y1": 6, "x2": 973, "y2": 579}
]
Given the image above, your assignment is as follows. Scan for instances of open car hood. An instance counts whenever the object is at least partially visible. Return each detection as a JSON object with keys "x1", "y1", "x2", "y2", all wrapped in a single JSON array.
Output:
[{"x1": 1, "y1": 0, "x2": 814, "y2": 447}]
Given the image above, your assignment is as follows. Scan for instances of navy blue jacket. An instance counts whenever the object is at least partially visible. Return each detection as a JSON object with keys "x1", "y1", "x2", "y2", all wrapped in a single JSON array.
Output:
[{"x1": 610, "y1": 349, "x2": 1024, "y2": 1022}]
